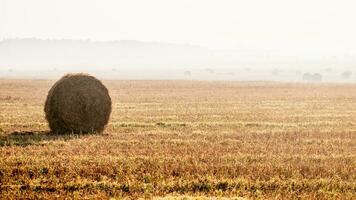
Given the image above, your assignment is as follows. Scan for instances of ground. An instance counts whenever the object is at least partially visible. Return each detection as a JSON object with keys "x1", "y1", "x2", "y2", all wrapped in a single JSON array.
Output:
[{"x1": 0, "y1": 80, "x2": 355, "y2": 199}]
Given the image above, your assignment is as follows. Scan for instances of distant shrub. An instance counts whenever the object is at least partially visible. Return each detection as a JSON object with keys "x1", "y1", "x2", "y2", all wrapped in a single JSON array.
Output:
[
  {"x1": 272, "y1": 69, "x2": 280, "y2": 76},
  {"x1": 303, "y1": 73, "x2": 322, "y2": 82},
  {"x1": 312, "y1": 73, "x2": 322, "y2": 82},
  {"x1": 184, "y1": 71, "x2": 191, "y2": 76},
  {"x1": 341, "y1": 70, "x2": 352, "y2": 80},
  {"x1": 324, "y1": 68, "x2": 332, "y2": 72},
  {"x1": 205, "y1": 68, "x2": 214, "y2": 73},
  {"x1": 302, "y1": 73, "x2": 312, "y2": 81}
]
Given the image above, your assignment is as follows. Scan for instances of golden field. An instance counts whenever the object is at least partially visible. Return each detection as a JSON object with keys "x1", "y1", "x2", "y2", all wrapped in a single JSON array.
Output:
[{"x1": 0, "y1": 79, "x2": 355, "y2": 199}]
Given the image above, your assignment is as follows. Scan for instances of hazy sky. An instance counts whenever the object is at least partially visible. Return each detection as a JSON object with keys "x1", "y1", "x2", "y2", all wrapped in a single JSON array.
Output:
[{"x1": 1, "y1": 0, "x2": 356, "y2": 53}]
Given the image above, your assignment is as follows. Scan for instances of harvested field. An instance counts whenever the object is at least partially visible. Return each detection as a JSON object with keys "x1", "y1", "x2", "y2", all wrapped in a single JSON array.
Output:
[{"x1": 0, "y1": 80, "x2": 355, "y2": 199}]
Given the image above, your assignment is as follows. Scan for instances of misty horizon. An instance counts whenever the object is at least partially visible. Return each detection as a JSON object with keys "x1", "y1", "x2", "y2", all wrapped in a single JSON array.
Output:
[
  {"x1": 1, "y1": 0, "x2": 356, "y2": 81},
  {"x1": 0, "y1": 38, "x2": 356, "y2": 82}
]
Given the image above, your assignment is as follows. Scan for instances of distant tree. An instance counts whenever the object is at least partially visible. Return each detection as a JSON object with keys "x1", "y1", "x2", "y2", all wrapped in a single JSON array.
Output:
[
  {"x1": 184, "y1": 70, "x2": 191, "y2": 76},
  {"x1": 341, "y1": 70, "x2": 352, "y2": 80},
  {"x1": 272, "y1": 69, "x2": 280, "y2": 76},
  {"x1": 303, "y1": 73, "x2": 322, "y2": 82},
  {"x1": 205, "y1": 68, "x2": 214, "y2": 73},
  {"x1": 302, "y1": 73, "x2": 312, "y2": 81},
  {"x1": 312, "y1": 73, "x2": 322, "y2": 82},
  {"x1": 324, "y1": 68, "x2": 333, "y2": 72},
  {"x1": 226, "y1": 71, "x2": 235, "y2": 76}
]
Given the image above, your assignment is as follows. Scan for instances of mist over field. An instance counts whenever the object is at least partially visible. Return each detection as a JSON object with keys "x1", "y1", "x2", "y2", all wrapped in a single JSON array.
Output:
[{"x1": 0, "y1": 38, "x2": 355, "y2": 81}]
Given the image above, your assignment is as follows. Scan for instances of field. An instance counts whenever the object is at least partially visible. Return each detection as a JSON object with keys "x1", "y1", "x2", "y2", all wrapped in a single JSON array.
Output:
[{"x1": 0, "y1": 79, "x2": 355, "y2": 199}]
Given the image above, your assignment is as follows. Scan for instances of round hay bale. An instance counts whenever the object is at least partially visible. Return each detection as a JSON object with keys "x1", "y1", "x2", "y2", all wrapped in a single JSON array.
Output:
[{"x1": 45, "y1": 73, "x2": 112, "y2": 134}]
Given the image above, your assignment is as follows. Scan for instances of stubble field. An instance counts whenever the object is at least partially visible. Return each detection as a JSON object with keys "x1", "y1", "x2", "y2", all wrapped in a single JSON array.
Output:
[{"x1": 0, "y1": 79, "x2": 355, "y2": 199}]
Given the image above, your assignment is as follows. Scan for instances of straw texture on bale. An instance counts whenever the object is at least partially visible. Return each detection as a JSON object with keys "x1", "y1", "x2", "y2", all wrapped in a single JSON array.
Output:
[{"x1": 45, "y1": 73, "x2": 112, "y2": 134}]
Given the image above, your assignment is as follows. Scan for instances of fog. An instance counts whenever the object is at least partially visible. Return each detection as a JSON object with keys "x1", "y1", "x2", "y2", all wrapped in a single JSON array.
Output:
[{"x1": 1, "y1": 0, "x2": 356, "y2": 81}]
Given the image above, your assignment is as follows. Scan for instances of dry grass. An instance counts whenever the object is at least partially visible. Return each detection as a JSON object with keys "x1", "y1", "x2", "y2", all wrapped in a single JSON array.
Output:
[{"x1": 0, "y1": 80, "x2": 355, "y2": 199}]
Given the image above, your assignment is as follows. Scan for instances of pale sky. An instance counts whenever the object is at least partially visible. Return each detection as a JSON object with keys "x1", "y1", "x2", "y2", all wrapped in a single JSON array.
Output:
[{"x1": 1, "y1": 0, "x2": 356, "y2": 53}]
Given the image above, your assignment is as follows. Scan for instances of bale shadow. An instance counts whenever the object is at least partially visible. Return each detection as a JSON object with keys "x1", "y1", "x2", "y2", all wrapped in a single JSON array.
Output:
[{"x1": 0, "y1": 130, "x2": 94, "y2": 147}]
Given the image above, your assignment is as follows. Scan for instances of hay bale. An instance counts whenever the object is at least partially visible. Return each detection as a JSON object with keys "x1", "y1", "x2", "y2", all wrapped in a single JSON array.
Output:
[{"x1": 45, "y1": 73, "x2": 112, "y2": 134}]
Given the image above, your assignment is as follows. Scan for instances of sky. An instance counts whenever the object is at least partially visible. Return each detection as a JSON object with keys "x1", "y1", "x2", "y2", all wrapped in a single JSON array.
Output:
[{"x1": 1, "y1": 0, "x2": 356, "y2": 54}]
